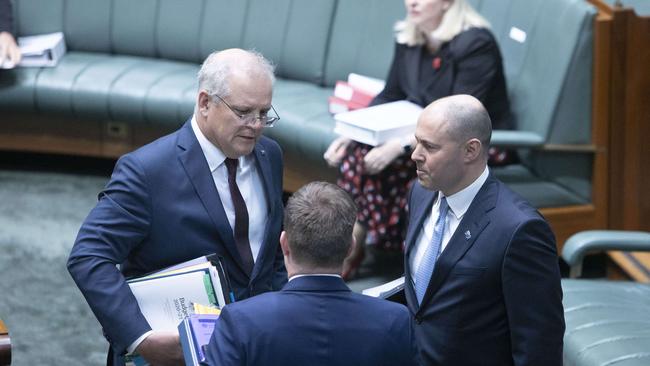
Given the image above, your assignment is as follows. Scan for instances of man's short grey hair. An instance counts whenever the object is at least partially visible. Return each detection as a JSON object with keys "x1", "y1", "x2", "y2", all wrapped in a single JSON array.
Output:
[
  {"x1": 197, "y1": 49, "x2": 276, "y2": 98},
  {"x1": 284, "y1": 182, "x2": 357, "y2": 269}
]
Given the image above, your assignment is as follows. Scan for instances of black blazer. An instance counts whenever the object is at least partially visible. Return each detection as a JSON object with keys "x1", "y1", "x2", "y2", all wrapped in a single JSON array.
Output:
[
  {"x1": 0, "y1": 0, "x2": 13, "y2": 34},
  {"x1": 373, "y1": 27, "x2": 514, "y2": 130},
  {"x1": 404, "y1": 175, "x2": 564, "y2": 365}
]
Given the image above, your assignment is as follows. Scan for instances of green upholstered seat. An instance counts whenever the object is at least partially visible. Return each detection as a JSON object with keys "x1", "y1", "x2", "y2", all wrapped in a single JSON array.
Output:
[{"x1": 561, "y1": 231, "x2": 650, "y2": 366}]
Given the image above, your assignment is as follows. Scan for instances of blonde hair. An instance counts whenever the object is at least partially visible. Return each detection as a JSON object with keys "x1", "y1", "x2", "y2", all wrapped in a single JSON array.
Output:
[{"x1": 396, "y1": 0, "x2": 490, "y2": 47}]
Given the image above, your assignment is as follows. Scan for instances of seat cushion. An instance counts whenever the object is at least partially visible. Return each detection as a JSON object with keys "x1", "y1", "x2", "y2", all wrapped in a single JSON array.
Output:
[
  {"x1": 0, "y1": 52, "x2": 197, "y2": 126},
  {"x1": 562, "y1": 279, "x2": 650, "y2": 366},
  {"x1": 492, "y1": 165, "x2": 588, "y2": 207}
]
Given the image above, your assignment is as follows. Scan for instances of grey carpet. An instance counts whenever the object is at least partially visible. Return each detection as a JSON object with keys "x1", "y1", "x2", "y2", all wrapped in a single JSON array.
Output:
[{"x1": 0, "y1": 170, "x2": 108, "y2": 365}]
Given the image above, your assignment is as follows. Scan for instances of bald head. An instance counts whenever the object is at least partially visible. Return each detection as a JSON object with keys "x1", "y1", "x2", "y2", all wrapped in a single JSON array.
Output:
[
  {"x1": 197, "y1": 48, "x2": 275, "y2": 98},
  {"x1": 412, "y1": 95, "x2": 492, "y2": 194},
  {"x1": 421, "y1": 94, "x2": 492, "y2": 158}
]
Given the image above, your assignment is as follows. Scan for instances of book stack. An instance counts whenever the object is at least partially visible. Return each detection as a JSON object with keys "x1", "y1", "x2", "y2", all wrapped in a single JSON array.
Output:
[
  {"x1": 124, "y1": 254, "x2": 232, "y2": 366},
  {"x1": 0, "y1": 32, "x2": 67, "y2": 69},
  {"x1": 328, "y1": 73, "x2": 385, "y2": 114},
  {"x1": 178, "y1": 314, "x2": 220, "y2": 366},
  {"x1": 333, "y1": 100, "x2": 423, "y2": 146}
]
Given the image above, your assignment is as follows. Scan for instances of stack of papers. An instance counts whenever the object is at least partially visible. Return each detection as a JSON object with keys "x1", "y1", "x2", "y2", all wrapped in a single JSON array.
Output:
[
  {"x1": 124, "y1": 254, "x2": 232, "y2": 365},
  {"x1": 1, "y1": 32, "x2": 66, "y2": 69},
  {"x1": 334, "y1": 100, "x2": 423, "y2": 146},
  {"x1": 179, "y1": 314, "x2": 220, "y2": 366},
  {"x1": 362, "y1": 276, "x2": 405, "y2": 303}
]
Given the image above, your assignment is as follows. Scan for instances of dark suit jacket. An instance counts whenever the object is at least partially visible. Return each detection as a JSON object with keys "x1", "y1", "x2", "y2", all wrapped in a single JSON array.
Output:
[
  {"x1": 0, "y1": 0, "x2": 13, "y2": 34},
  {"x1": 205, "y1": 276, "x2": 419, "y2": 366},
  {"x1": 67, "y1": 121, "x2": 287, "y2": 364},
  {"x1": 373, "y1": 27, "x2": 513, "y2": 130},
  {"x1": 405, "y1": 174, "x2": 564, "y2": 365}
]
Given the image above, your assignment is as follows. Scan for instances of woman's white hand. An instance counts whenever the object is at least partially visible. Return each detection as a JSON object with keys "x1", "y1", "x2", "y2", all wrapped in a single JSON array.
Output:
[
  {"x1": 363, "y1": 138, "x2": 403, "y2": 175},
  {"x1": 324, "y1": 137, "x2": 352, "y2": 167}
]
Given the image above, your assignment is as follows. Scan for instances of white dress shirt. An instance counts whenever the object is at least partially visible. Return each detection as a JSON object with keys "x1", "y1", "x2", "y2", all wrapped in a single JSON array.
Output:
[
  {"x1": 410, "y1": 166, "x2": 489, "y2": 283},
  {"x1": 191, "y1": 116, "x2": 269, "y2": 263},
  {"x1": 127, "y1": 117, "x2": 270, "y2": 354}
]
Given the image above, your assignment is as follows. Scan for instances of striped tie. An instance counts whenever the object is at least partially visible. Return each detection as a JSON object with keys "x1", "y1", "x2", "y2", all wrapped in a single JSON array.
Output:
[{"x1": 415, "y1": 197, "x2": 449, "y2": 305}]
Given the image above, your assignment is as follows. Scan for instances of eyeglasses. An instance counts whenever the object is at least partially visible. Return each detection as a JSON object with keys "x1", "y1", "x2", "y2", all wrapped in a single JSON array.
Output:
[{"x1": 210, "y1": 93, "x2": 280, "y2": 127}]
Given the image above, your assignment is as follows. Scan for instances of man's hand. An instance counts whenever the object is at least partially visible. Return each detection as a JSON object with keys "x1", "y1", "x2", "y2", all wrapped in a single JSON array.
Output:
[
  {"x1": 324, "y1": 136, "x2": 352, "y2": 167},
  {"x1": 136, "y1": 331, "x2": 184, "y2": 366},
  {"x1": 363, "y1": 138, "x2": 403, "y2": 175},
  {"x1": 0, "y1": 32, "x2": 21, "y2": 67}
]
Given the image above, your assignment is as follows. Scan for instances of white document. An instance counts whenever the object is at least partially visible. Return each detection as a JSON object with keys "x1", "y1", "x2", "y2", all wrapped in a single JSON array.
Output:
[
  {"x1": 334, "y1": 100, "x2": 422, "y2": 146},
  {"x1": 128, "y1": 269, "x2": 218, "y2": 332},
  {"x1": 1, "y1": 32, "x2": 66, "y2": 69},
  {"x1": 362, "y1": 276, "x2": 405, "y2": 298}
]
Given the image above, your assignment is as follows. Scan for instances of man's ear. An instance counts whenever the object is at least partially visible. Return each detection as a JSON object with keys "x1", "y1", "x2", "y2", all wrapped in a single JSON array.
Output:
[
  {"x1": 464, "y1": 138, "x2": 482, "y2": 163},
  {"x1": 197, "y1": 91, "x2": 210, "y2": 117},
  {"x1": 280, "y1": 231, "x2": 290, "y2": 257},
  {"x1": 347, "y1": 236, "x2": 356, "y2": 258}
]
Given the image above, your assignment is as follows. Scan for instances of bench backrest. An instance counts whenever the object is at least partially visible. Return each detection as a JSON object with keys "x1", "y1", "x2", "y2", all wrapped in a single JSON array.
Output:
[{"x1": 13, "y1": 0, "x2": 336, "y2": 83}]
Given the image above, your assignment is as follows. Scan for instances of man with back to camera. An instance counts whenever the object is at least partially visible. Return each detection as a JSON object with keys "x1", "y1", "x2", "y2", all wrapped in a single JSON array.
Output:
[
  {"x1": 204, "y1": 181, "x2": 419, "y2": 366},
  {"x1": 67, "y1": 49, "x2": 287, "y2": 366},
  {"x1": 405, "y1": 94, "x2": 565, "y2": 365}
]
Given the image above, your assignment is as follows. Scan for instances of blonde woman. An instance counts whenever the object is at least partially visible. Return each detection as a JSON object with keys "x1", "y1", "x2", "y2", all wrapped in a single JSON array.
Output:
[{"x1": 325, "y1": 0, "x2": 512, "y2": 278}]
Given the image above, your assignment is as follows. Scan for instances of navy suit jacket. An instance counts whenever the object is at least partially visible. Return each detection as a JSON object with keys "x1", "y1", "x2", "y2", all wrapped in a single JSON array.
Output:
[
  {"x1": 205, "y1": 276, "x2": 419, "y2": 366},
  {"x1": 405, "y1": 174, "x2": 564, "y2": 365},
  {"x1": 67, "y1": 121, "x2": 287, "y2": 363}
]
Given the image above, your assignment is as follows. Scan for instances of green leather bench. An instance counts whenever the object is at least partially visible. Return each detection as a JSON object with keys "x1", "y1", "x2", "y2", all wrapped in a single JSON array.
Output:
[
  {"x1": 0, "y1": 0, "x2": 596, "y2": 212},
  {"x1": 561, "y1": 231, "x2": 650, "y2": 366}
]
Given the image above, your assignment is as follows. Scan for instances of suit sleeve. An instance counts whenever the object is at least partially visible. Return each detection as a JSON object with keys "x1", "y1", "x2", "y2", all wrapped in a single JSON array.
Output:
[
  {"x1": 501, "y1": 218, "x2": 565, "y2": 366},
  {"x1": 371, "y1": 42, "x2": 407, "y2": 106},
  {"x1": 204, "y1": 306, "x2": 245, "y2": 366},
  {"x1": 451, "y1": 30, "x2": 501, "y2": 104},
  {"x1": 0, "y1": 0, "x2": 14, "y2": 34},
  {"x1": 67, "y1": 154, "x2": 153, "y2": 355}
]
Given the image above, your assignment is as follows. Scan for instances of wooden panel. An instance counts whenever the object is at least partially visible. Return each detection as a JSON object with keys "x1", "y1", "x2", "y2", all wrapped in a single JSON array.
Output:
[
  {"x1": 0, "y1": 113, "x2": 102, "y2": 156},
  {"x1": 541, "y1": 205, "x2": 600, "y2": 253},
  {"x1": 608, "y1": 251, "x2": 650, "y2": 283}
]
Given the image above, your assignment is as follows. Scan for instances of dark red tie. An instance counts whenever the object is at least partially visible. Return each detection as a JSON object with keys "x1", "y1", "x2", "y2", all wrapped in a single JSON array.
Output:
[{"x1": 225, "y1": 158, "x2": 254, "y2": 275}]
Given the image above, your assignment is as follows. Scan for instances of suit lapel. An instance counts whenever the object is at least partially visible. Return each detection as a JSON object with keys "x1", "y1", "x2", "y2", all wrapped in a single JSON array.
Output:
[
  {"x1": 418, "y1": 176, "x2": 498, "y2": 309},
  {"x1": 248, "y1": 144, "x2": 275, "y2": 281},
  {"x1": 176, "y1": 122, "x2": 249, "y2": 277}
]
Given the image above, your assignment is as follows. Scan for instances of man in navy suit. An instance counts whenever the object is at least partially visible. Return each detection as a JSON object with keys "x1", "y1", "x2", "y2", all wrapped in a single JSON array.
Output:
[
  {"x1": 68, "y1": 49, "x2": 287, "y2": 366},
  {"x1": 205, "y1": 181, "x2": 418, "y2": 366},
  {"x1": 405, "y1": 95, "x2": 564, "y2": 365}
]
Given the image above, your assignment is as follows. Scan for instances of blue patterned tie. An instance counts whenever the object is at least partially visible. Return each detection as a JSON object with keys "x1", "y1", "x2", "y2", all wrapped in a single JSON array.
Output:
[{"x1": 415, "y1": 197, "x2": 449, "y2": 305}]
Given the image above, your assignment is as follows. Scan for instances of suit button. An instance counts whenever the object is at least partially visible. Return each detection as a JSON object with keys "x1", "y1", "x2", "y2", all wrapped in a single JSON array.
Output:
[{"x1": 415, "y1": 316, "x2": 422, "y2": 324}]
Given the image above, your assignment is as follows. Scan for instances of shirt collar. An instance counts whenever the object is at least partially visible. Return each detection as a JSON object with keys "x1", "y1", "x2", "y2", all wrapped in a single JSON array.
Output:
[
  {"x1": 288, "y1": 274, "x2": 343, "y2": 282},
  {"x1": 444, "y1": 166, "x2": 489, "y2": 220},
  {"x1": 191, "y1": 115, "x2": 253, "y2": 172}
]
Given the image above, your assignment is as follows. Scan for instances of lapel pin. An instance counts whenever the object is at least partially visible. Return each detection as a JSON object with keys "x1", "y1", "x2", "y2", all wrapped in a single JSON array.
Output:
[{"x1": 464, "y1": 230, "x2": 471, "y2": 240}]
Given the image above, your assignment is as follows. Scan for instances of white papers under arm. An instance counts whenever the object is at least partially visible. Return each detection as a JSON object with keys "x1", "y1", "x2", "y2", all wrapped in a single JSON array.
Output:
[
  {"x1": 127, "y1": 269, "x2": 218, "y2": 332},
  {"x1": 362, "y1": 276, "x2": 405, "y2": 298}
]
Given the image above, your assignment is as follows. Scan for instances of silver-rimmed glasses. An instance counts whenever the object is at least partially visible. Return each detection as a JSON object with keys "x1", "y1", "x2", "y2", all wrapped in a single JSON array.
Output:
[{"x1": 210, "y1": 93, "x2": 280, "y2": 127}]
